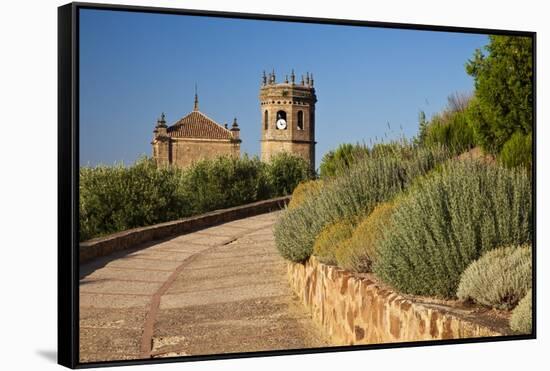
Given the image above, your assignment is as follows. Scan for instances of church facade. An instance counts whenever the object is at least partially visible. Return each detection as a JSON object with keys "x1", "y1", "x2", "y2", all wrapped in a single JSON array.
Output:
[{"x1": 151, "y1": 93, "x2": 241, "y2": 169}]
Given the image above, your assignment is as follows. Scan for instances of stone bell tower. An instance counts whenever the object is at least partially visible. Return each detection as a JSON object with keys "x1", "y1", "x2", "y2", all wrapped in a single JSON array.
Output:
[{"x1": 260, "y1": 69, "x2": 317, "y2": 171}]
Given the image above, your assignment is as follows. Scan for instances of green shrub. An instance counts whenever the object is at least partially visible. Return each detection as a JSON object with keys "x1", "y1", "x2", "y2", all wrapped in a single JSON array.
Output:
[
  {"x1": 456, "y1": 245, "x2": 532, "y2": 309},
  {"x1": 510, "y1": 290, "x2": 532, "y2": 333},
  {"x1": 423, "y1": 110, "x2": 476, "y2": 155},
  {"x1": 313, "y1": 219, "x2": 355, "y2": 265},
  {"x1": 80, "y1": 153, "x2": 309, "y2": 241},
  {"x1": 374, "y1": 160, "x2": 532, "y2": 298},
  {"x1": 287, "y1": 179, "x2": 324, "y2": 210},
  {"x1": 275, "y1": 142, "x2": 452, "y2": 262},
  {"x1": 335, "y1": 201, "x2": 396, "y2": 272},
  {"x1": 319, "y1": 143, "x2": 369, "y2": 178},
  {"x1": 265, "y1": 152, "x2": 312, "y2": 196},
  {"x1": 181, "y1": 155, "x2": 272, "y2": 213},
  {"x1": 79, "y1": 157, "x2": 188, "y2": 241},
  {"x1": 499, "y1": 131, "x2": 532, "y2": 169},
  {"x1": 416, "y1": 92, "x2": 476, "y2": 154}
]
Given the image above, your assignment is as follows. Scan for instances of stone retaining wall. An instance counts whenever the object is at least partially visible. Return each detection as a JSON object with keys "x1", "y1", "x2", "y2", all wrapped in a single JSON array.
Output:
[
  {"x1": 287, "y1": 257, "x2": 505, "y2": 345},
  {"x1": 80, "y1": 196, "x2": 290, "y2": 263}
]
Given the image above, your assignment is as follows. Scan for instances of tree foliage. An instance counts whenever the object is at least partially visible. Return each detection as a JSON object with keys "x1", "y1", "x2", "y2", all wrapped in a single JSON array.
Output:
[
  {"x1": 500, "y1": 131, "x2": 532, "y2": 169},
  {"x1": 466, "y1": 35, "x2": 533, "y2": 155}
]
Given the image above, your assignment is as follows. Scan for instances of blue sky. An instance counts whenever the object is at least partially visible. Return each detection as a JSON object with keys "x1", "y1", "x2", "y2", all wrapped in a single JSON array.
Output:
[{"x1": 79, "y1": 8, "x2": 489, "y2": 168}]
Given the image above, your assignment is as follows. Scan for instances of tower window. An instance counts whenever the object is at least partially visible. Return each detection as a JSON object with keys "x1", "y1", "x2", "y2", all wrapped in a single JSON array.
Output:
[
  {"x1": 264, "y1": 110, "x2": 268, "y2": 130},
  {"x1": 297, "y1": 111, "x2": 304, "y2": 130}
]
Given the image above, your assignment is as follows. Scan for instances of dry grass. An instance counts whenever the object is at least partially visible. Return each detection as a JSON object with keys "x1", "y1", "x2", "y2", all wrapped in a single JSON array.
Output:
[
  {"x1": 313, "y1": 219, "x2": 355, "y2": 265},
  {"x1": 335, "y1": 201, "x2": 396, "y2": 272},
  {"x1": 287, "y1": 179, "x2": 324, "y2": 210}
]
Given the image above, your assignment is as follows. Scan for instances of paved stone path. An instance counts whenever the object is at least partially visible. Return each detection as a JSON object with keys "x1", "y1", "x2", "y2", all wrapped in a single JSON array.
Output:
[{"x1": 79, "y1": 212, "x2": 328, "y2": 362}]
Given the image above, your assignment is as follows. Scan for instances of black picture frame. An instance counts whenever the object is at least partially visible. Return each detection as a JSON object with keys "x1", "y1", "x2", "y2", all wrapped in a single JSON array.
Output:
[{"x1": 58, "y1": 2, "x2": 536, "y2": 369}]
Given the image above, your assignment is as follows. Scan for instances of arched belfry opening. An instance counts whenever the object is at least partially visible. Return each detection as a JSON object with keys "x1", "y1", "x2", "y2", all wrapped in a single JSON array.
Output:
[{"x1": 297, "y1": 111, "x2": 304, "y2": 130}]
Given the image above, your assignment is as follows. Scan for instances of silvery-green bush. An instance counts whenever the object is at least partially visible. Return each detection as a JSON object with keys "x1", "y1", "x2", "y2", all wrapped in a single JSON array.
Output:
[
  {"x1": 510, "y1": 290, "x2": 532, "y2": 333},
  {"x1": 274, "y1": 143, "x2": 452, "y2": 262},
  {"x1": 374, "y1": 160, "x2": 532, "y2": 299},
  {"x1": 456, "y1": 245, "x2": 532, "y2": 309}
]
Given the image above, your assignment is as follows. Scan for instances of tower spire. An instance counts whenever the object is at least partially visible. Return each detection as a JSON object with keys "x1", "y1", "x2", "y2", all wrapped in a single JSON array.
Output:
[{"x1": 193, "y1": 83, "x2": 199, "y2": 111}]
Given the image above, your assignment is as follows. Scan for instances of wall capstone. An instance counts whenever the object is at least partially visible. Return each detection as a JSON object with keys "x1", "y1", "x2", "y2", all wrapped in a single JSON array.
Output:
[{"x1": 80, "y1": 196, "x2": 290, "y2": 263}]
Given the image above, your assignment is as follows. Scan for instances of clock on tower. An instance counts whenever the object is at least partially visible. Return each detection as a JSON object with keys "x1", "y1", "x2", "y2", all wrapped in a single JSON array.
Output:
[{"x1": 259, "y1": 70, "x2": 317, "y2": 172}]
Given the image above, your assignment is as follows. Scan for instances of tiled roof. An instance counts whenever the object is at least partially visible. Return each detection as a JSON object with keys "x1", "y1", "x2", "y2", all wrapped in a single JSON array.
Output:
[{"x1": 167, "y1": 111, "x2": 234, "y2": 140}]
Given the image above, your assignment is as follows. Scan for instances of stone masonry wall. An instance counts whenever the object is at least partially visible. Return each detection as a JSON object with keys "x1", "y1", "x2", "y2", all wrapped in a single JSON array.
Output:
[
  {"x1": 287, "y1": 257, "x2": 504, "y2": 346},
  {"x1": 171, "y1": 138, "x2": 240, "y2": 169}
]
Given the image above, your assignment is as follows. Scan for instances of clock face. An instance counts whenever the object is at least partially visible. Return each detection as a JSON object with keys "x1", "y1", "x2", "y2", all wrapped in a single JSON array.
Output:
[{"x1": 276, "y1": 119, "x2": 287, "y2": 130}]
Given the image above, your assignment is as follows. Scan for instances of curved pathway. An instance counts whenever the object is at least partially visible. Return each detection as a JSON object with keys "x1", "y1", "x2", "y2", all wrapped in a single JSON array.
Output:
[{"x1": 79, "y1": 212, "x2": 327, "y2": 362}]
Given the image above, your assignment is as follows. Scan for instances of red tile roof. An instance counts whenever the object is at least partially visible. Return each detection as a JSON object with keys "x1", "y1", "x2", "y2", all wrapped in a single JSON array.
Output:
[{"x1": 167, "y1": 111, "x2": 234, "y2": 140}]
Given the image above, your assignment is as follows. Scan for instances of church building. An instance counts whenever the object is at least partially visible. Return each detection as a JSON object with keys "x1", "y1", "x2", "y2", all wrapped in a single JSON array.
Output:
[
  {"x1": 151, "y1": 92, "x2": 241, "y2": 168},
  {"x1": 152, "y1": 70, "x2": 317, "y2": 171}
]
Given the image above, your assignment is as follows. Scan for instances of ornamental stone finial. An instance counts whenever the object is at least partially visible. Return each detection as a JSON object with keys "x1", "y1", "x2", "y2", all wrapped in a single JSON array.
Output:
[{"x1": 157, "y1": 112, "x2": 167, "y2": 127}]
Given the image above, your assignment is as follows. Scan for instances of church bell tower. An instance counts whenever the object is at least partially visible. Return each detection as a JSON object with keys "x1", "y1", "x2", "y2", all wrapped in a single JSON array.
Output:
[{"x1": 259, "y1": 70, "x2": 317, "y2": 172}]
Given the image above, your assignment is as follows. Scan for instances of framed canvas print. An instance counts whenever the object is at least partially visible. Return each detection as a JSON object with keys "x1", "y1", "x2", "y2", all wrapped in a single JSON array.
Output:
[{"x1": 58, "y1": 2, "x2": 536, "y2": 368}]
